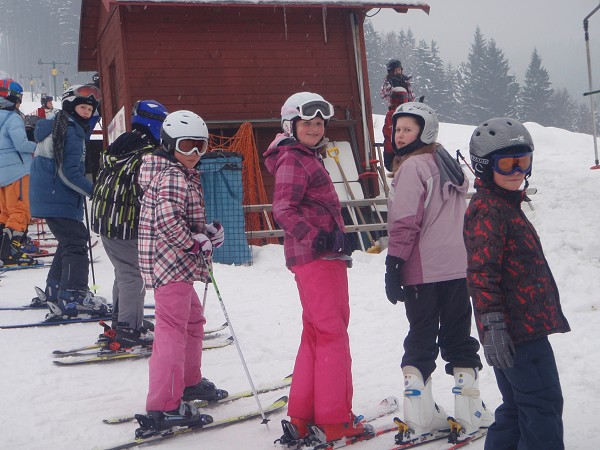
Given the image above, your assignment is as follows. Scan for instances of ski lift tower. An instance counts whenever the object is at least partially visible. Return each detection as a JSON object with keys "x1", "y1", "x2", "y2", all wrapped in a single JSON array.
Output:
[
  {"x1": 583, "y1": 3, "x2": 600, "y2": 170},
  {"x1": 37, "y1": 59, "x2": 69, "y2": 100}
]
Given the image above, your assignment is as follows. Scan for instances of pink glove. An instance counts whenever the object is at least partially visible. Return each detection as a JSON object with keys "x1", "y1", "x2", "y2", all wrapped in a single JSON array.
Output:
[
  {"x1": 188, "y1": 233, "x2": 213, "y2": 263},
  {"x1": 206, "y1": 222, "x2": 225, "y2": 248}
]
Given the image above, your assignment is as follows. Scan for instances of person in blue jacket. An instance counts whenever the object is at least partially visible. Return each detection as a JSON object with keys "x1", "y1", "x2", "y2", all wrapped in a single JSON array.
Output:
[
  {"x1": 0, "y1": 79, "x2": 37, "y2": 267},
  {"x1": 29, "y1": 84, "x2": 109, "y2": 317}
]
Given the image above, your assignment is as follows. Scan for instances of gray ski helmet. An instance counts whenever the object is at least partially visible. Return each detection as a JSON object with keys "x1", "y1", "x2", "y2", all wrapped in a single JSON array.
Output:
[
  {"x1": 391, "y1": 102, "x2": 438, "y2": 154},
  {"x1": 469, "y1": 117, "x2": 534, "y2": 181}
]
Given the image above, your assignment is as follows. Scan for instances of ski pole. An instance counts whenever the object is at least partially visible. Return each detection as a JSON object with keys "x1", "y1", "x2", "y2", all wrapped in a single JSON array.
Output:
[
  {"x1": 201, "y1": 254, "x2": 269, "y2": 428},
  {"x1": 201, "y1": 281, "x2": 209, "y2": 311},
  {"x1": 83, "y1": 197, "x2": 97, "y2": 292},
  {"x1": 456, "y1": 149, "x2": 476, "y2": 176}
]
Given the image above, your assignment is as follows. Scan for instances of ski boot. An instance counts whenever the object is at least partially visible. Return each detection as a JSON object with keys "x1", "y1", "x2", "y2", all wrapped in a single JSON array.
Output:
[
  {"x1": 449, "y1": 367, "x2": 494, "y2": 442},
  {"x1": 307, "y1": 416, "x2": 372, "y2": 445},
  {"x1": 30, "y1": 282, "x2": 59, "y2": 308},
  {"x1": 274, "y1": 418, "x2": 311, "y2": 447},
  {"x1": 135, "y1": 402, "x2": 213, "y2": 438},
  {"x1": 105, "y1": 323, "x2": 154, "y2": 351},
  {"x1": 182, "y1": 377, "x2": 228, "y2": 402},
  {"x1": 0, "y1": 229, "x2": 36, "y2": 266},
  {"x1": 20, "y1": 234, "x2": 41, "y2": 255},
  {"x1": 396, "y1": 366, "x2": 450, "y2": 444},
  {"x1": 53, "y1": 289, "x2": 110, "y2": 317}
]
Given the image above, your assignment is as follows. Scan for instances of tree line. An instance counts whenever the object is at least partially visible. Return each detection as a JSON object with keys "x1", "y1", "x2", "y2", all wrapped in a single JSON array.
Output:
[
  {"x1": 0, "y1": 0, "x2": 84, "y2": 95},
  {"x1": 365, "y1": 23, "x2": 594, "y2": 134}
]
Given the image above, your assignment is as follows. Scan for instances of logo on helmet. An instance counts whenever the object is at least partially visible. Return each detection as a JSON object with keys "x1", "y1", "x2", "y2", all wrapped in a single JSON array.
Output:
[
  {"x1": 470, "y1": 156, "x2": 489, "y2": 165},
  {"x1": 509, "y1": 135, "x2": 527, "y2": 143}
]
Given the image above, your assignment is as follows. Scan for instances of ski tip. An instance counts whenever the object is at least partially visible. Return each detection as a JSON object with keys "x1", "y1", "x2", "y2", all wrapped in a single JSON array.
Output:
[{"x1": 273, "y1": 395, "x2": 289, "y2": 404}]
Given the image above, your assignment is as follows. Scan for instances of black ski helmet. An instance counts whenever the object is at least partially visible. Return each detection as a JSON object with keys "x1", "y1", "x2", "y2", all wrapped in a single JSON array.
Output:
[
  {"x1": 386, "y1": 59, "x2": 402, "y2": 73},
  {"x1": 469, "y1": 117, "x2": 534, "y2": 183},
  {"x1": 41, "y1": 95, "x2": 53, "y2": 107}
]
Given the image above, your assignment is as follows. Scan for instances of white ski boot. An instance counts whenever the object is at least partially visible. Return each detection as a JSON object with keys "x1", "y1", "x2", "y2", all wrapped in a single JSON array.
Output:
[
  {"x1": 402, "y1": 366, "x2": 450, "y2": 438},
  {"x1": 452, "y1": 367, "x2": 494, "y2": 436}
]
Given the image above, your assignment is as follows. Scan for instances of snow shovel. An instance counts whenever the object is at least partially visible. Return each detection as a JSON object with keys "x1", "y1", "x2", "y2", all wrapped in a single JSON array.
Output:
[{"x1": 326, "y1": 145, "x2": 382, "y2": 254}]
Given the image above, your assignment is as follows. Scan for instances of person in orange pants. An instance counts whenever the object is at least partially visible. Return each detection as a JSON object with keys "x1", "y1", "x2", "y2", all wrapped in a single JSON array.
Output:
[{"x1": 0, "y1": 78, "x2": 36, "y2": 266}]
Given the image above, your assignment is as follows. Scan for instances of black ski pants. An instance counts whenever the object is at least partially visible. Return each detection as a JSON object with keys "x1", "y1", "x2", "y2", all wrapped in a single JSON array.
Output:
[
  {"x1": 46, "y1": 217, "x2": 89, "y2": 292},
  {"x1": 485, "y1": 337, "x2": 564, "y2": 450},
  {"x1": 401, "y1": 278, "x2": 482, "y2": 381}
]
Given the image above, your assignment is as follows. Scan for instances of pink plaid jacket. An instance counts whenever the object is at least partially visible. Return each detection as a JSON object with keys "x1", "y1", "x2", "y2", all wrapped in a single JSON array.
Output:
[
  {"x1": 264, "y1": 134, "x2": 346, "y2": 268},
  {"x1": 137, "y1": 152, "x2": 209, "y2": 289}
]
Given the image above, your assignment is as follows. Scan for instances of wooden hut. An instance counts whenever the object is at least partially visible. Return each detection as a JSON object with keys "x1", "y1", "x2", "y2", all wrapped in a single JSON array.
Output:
[{"x1": 78, "y1": 0, "x2": 429, "y2": 197}]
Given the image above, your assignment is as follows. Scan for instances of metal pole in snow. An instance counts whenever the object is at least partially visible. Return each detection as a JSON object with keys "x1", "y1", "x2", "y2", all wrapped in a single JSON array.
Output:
[
  {"x1": 201, "y1": 254, "x2": 269, "y2": 428},
  {"x1": 583, "y1": 3, "x2": 600, "y2": 169}
]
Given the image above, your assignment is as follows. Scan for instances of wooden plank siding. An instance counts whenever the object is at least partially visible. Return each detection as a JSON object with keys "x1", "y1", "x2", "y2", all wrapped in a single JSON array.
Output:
[{"x1": 82, "y1": 1, "x2": 378, "y2": 201}]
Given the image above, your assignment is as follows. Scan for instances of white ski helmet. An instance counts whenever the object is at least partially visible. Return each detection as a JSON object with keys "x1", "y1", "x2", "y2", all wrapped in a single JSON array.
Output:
[
  {"x1": 391, "y1": 101, "x2": 438, "y2": 155},
  {"x1": 160, "y1": 110, "x2": 209, "y2": 153},
  {"x1": 280, "y1": 92, "x2": 334, "y2": 137},
  {"x1": 469, "y1": 117, "x2": 534, "y2": 182}
]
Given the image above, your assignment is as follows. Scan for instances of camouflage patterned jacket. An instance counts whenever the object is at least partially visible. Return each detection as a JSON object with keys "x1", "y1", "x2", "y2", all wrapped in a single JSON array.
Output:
[{"x1": 464, "y1": 179, "x2": 570, "y2": 344}]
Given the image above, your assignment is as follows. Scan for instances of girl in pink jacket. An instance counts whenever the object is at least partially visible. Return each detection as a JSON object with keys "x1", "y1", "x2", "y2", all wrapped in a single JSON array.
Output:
[
  {"x1": 136, "y1": 110, "x2": 225, "y2": 434},
  {"x1": 265, "y1": 92, "x2": 366, "y2": 445},
  {"x1": 385, "y1": 102, "x2": 492, "y2": 444}
]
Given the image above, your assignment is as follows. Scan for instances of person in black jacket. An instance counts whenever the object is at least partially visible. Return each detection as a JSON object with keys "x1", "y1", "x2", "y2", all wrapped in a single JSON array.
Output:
[
  {"x1": 464, "y1": 117, "x2": 570, "y2": 450},
  {"x1": 91, "y1": 100, "x2": 168, "y2": 349}
]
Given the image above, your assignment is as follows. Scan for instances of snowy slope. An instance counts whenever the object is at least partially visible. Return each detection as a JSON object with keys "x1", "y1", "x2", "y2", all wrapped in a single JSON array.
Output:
[{"x1": 1, "y1": 98, "x2": 599, "y2": 449}]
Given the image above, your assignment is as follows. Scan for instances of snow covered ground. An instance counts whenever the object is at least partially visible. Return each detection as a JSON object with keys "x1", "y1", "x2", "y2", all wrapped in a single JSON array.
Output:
[{"x1": 1, "y1": 97, "x2": 599, "y2": 449}]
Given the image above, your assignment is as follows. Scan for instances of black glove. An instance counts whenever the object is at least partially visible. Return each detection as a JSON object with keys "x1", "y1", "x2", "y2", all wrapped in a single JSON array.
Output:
[
  {"x1": 313, "y1": 230, "x2": 354, "y2": 256},
  {"x1": 385, "y1": 255, "x2": 407, "y2": 304},
  {"x1": 481, "y1": 312, "x2": 515, "y2": 370}
]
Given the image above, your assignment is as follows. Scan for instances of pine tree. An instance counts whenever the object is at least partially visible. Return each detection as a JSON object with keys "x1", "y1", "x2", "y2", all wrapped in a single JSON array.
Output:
[
  {"x1": 522, "y1": 49, "x2": 554, "y2": 125},
  {"x1": 364, "y1": 21, "x2": 386, "y2": 115},
  {"x1": 461, "y1": 27, "x2": 489, "y2": 124},
  {"x1": 484, "y1": 39, "x2": 520, "y2": 119}
]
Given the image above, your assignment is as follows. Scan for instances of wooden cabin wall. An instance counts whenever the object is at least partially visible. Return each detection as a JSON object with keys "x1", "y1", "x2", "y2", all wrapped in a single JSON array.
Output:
[{"x1": 94, "y1": 4, "x2": 375, "y2": 200}]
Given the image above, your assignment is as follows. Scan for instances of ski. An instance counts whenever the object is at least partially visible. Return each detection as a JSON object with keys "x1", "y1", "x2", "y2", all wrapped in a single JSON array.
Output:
[
  {"x1": 53, "y1": 322, "x2": 228, "y2": 357},
  {"x1": 302, "y1": 422, "x2": 400, "y2": 450},
  {"x1": 52, "y1": 336, "x2": 234, "y2": 366},
  {"x1": 25, "y1": 251, "x2": 55, "y2": 258},
  {"x1": 277, "y1": 397, "x2": 401, "y2": 450},
  {"x1": 103, "y1": 373, "x2": 293, "y2": 424},
  {"x1": 0, "y1": 313, "x2": 156, "y2": 330},
  {"x1": 103, "y1": 395, "x2": 288, "y2": 450},
  {"x1": 434, "y1": 429, "x2": 487, "y2": 450},
  {"x1": 0, "y1": 261, "x2": 51, "y2": 272},
  {"x1": 0, "y1": 304, "x2": 156, "y2": 311}
]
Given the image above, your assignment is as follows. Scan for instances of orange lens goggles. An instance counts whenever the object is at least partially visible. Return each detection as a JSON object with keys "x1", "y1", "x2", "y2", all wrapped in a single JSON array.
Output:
[
  {"x1": 73, "y1": 85, "x2": 102, "y2": 101},
  {"x1": 492, "y1": 153, "x2": 532, "y2": 175}
]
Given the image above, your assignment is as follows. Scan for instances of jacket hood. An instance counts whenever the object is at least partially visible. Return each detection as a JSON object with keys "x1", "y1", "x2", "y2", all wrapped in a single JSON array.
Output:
[
  {"x1": 0, "y1": 109, "x2": 13, "y2": 129},
  {"x1": 138, "y1": 151, "x2": 188, "y2": 192},
  {"x1": 107, "y1": 131, "x2": 149, "y2": 157},
  {"x1": 33, "y1": 118, "x2": 53, "y2": 142},
  {"x1": 264, "y1": 133, "x2": 327, "y2": 175},
  {"x1": 434, "y1": 144, "x2": 468, "y2": 197}
]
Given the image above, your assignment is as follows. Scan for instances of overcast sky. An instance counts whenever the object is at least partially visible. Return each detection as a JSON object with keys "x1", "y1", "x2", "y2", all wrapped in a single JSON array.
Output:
[{"x1": 367, "y1": 0, "x2": 600, "y2": 103}]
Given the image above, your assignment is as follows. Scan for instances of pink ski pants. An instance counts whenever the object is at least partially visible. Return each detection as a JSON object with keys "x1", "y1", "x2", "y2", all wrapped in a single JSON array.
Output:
[
  {"x1": 289, "y1": 258, "x2": 354, "y2": 424},
  {"x1": 146, "y1": 281, "x2": 206, "y2": 412}
]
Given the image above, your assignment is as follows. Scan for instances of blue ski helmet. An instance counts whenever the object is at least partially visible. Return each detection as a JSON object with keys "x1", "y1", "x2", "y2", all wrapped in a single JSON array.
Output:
[
  {"x1": 0, "y1": 79, "x2": 24, "y2": 105},
  {"x1": 131, "y1": 100, "x2": 169, "y2": 145}
]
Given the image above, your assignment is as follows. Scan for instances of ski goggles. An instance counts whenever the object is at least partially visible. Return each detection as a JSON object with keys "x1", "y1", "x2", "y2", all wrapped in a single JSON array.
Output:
[
  {"x1": 72, "y1": 85, "x2": 102, "y2": 101},
  {"x1": 175, "y1": 138, "x2": 208, "y2": 156},
  {"x1": 492, "y1": 152, "x2": 533, "y2": 175},
  {"x1": 297, "y1": 100, "x2": 334, "y2": 120}
]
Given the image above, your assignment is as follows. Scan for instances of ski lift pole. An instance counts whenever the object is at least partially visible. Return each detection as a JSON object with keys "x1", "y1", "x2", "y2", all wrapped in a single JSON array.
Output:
[
  {"x1": 201, "y1": 254, "x2": 269, "y2": 428},
  {"x1": 583, "y1": 3, "x2": 600, "y2": 169}
]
